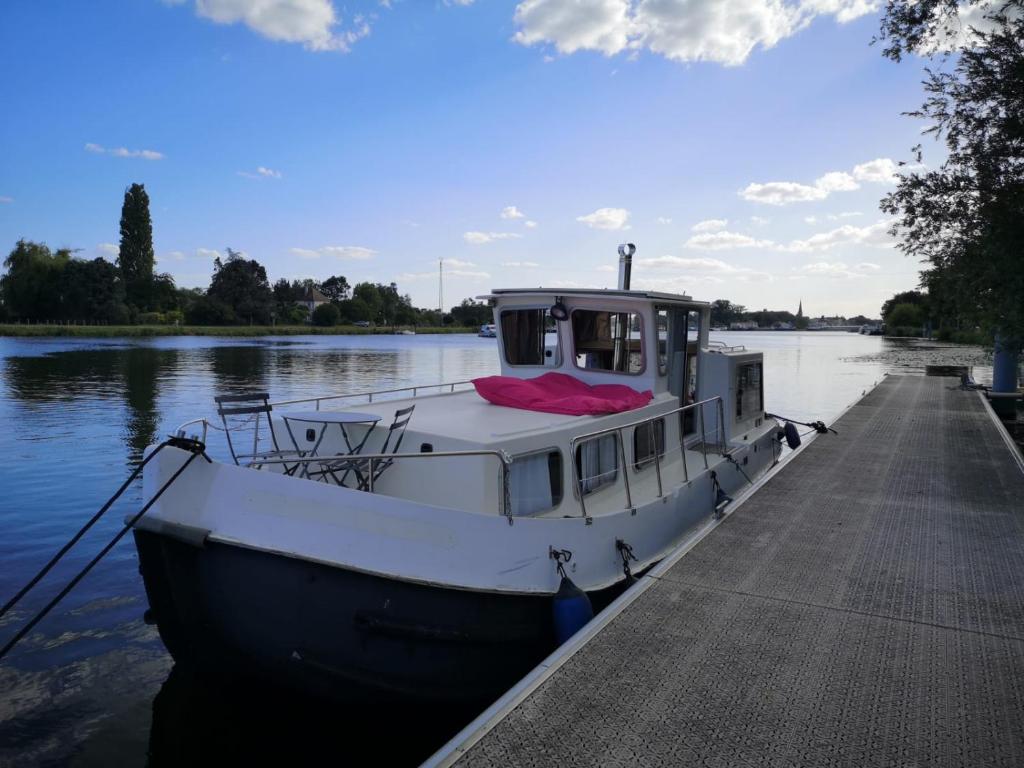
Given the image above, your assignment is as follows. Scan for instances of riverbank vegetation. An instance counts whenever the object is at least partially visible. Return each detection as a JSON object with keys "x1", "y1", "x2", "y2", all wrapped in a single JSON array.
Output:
[
  {"x1": 0, "y1": 184, "x2": 493, "y2": 334},
  {"x1": 877, "y1": 1, "x2": 1023, "y2": 351},
  {"x1": 0, "y1": 323, "x2": 475, "y2": 338}
]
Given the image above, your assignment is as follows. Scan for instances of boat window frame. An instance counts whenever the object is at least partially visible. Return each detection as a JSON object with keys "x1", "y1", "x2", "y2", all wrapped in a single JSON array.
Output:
[
  {"x1": 498, "y1": 305, "x2": 562, "y2": 368},
  {"x1": 569, "y1": 308, "x2": 646, "y2": 377},
  {"x1": 508, "y1": 446, "x2": 564, "y2": 516},
  {"x1": 633, "y1": 418, "x2": 666, "y2": 471},
  {"x1": 573, "y1": 433, "x2": 621, "y2": 497}
]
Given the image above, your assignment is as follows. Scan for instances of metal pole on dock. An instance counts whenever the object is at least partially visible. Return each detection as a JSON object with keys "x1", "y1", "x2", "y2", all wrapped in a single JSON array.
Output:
[{"x1": 992, "y1": 333, "x2": 1021, "y2": 418}]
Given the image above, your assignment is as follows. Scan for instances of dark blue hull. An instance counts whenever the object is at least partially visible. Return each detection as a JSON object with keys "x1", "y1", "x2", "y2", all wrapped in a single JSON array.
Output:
[{"x1": 134, "y1": 530, "x2": 578, "y2": 704}]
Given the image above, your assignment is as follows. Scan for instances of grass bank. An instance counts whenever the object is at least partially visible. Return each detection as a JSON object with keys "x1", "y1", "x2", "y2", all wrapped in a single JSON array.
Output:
[{"x1": 0, "y1": 324, "x2": 477, "y2": 338}]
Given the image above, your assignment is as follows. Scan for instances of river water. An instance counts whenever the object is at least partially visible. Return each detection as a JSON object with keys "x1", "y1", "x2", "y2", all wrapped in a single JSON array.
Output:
[{"x1": 0, "y1": 332, "x2": 993, "y2": 766}]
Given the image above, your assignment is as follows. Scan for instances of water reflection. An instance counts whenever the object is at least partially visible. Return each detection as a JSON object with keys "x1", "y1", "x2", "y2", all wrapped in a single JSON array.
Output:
[{"x1": 146, "y1": 665, "x2": 476, "y2": 767}]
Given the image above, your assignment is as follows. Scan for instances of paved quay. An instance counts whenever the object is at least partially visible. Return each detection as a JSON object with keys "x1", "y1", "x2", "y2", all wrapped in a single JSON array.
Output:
[{"x1": 435, "y1": 375, "x2": 1024, "y2": 767}]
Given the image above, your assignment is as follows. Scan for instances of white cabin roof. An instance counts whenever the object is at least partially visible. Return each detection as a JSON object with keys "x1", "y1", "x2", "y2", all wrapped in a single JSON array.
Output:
[{"x1": 478, "y1": 288, "x2": 706, "y2": 307}]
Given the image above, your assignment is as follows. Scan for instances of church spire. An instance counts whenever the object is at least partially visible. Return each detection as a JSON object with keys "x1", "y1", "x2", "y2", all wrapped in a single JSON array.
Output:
[{"x1": 797, "y1": 299, "x2": 803, "y2": 319}]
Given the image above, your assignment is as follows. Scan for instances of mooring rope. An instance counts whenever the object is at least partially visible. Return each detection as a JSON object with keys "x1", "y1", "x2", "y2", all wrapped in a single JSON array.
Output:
[{"x1": 0, "y1": 436, "x2": 209, "y2": 663}]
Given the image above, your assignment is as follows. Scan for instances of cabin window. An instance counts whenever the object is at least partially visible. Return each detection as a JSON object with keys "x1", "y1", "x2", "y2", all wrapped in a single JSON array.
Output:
[
  {"x1": 736, "y1": 362, "x2": 763, "y2": 421},
  {"x1": 501, "y1": 308, "x2": 559, "y2": 366},
  {"x1": 571, "y1": 310, "x2": 643, "y2": 374},
  {"x1": 575, "y1": 434, "x2": 619, "y2": 494},
  {"x1": 633, "y1": 419, "x2": 665, "y2": 470},
  {"x1": 510, "y1": 449, "x2": 563, "y2": 516}
]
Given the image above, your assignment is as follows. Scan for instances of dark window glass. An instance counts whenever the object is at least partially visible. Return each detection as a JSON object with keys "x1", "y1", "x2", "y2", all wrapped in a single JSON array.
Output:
[
  {"x1": 501, "y1": 309, "x2": 558, "y2": 366},
  {"x1": 633, "y1": 419, "x2": 665, "y2": 470},
  {"x1": 572, "y1": 310, "x2": 643, "y2": 374}
]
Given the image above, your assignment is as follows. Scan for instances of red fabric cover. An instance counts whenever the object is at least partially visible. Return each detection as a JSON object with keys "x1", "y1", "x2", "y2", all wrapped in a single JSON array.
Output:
[{"x1": 472, "y1": 372, "x2": 653, "y2": 416}]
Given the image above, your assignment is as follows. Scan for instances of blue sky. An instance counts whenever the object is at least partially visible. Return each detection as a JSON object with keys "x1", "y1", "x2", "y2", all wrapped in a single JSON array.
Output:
[{"x1": 0, "y1": 0, "x2": 938, "y2": 316}]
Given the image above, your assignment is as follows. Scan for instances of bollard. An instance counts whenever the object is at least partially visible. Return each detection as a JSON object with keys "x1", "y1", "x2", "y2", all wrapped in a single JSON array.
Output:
[{"x1": 992, "y1": 334, "x2": 1021, "y2": 419}]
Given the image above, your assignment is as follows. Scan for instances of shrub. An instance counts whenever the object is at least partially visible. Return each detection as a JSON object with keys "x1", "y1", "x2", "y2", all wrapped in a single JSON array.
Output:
[{"x1": 312, "y1": 303, "x2": 340, "y2": 326}]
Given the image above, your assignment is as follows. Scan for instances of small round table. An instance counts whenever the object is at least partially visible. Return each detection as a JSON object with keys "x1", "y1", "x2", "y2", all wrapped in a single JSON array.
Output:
[{"x1": 279, "y1": 410, "x2": 382, "y2": 481}]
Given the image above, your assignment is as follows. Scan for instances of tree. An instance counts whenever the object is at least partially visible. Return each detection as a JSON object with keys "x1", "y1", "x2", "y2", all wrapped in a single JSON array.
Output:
[
  {"x1": 710, "y1": 300, "x2": 746, "y2": 327},
  {"x1": 207, "y1": 248, "x2": 273, "y2": 324},
  {"x1": 887, "y1": 303, "x2": 926, "y2": 333},
  {"x1": 880, "y1": 290, "x2": 929, "y2": 322},
  {"x1": 879, "y1": 1, "x2": 1024, "y2": 344},
  {"x1": 1, "y1": 240, "x2": 70, "y2": 320},
  {"x1": 312, "y1": 302, "x2": 340, "y2": 326},
  {"x1": 450, "y1": 298, "x2": 491, "y2": 327},
  {"x1": 320, "y1": 275, "x2": 350, "y2": 302},
  {"x1": 57, "y1": 257, "x2": 128, "y2": 323},
  {"x1": 117, "y1": 183, "x2": 156, "y2": 310}
]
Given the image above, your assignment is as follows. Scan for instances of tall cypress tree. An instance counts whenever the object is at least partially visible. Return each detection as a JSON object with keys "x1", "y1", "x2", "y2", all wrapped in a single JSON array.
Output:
[{"x1": 118, "y1": 183, "x2": 155, "y2": 310}]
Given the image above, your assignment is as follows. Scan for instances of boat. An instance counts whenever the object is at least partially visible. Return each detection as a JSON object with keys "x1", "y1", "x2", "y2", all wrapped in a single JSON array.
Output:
[
  {"x1": 394, "y1": 328, "x2": 416, "y2": 335},
  {"x1": 478, "y1": 323, "x2": 497, "y2": 337},
  {"x1": 133, "y1": 245, "x2": 783, "y2": 704}
]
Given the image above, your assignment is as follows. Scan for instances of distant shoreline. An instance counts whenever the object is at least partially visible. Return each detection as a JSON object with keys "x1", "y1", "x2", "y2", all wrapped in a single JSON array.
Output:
[{"x1": 0, "y1": 324, "x2": 477, "y2": 338}]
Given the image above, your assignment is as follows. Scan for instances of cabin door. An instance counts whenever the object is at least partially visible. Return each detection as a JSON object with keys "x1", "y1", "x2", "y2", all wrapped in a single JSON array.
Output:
[{"x1": 657, "y1": 308, "x2": 701, "y2": 437}]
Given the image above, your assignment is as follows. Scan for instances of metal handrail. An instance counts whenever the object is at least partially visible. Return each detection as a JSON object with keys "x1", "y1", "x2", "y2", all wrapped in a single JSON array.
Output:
[
  {"x1": 569, "y1": 396, "x2": 726, "y2": 518},
  {"x1": 269, "y1": 379, "x2": 476, "y2": 411},
  {"x1": 246, "y1": 449, "x2": 514, "y2": 519}
]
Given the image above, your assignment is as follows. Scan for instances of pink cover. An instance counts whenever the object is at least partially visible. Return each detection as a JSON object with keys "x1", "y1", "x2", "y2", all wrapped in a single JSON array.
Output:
[{"x1": 472, "y1": 372, "x2": 653, "y2": 416}]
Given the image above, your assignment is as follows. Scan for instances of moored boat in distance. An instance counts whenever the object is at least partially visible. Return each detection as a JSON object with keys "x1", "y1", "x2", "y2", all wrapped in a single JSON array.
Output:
[
  {"x1": 134, "y1": 244, "x2": 783, "y2": 704},
  {"x1": 478, "y1": 323, "x2": 497, "y2": 337}
]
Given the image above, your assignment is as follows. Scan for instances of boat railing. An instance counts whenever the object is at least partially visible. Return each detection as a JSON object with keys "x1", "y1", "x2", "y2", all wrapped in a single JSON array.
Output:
[
  {"x1": 244, "y1": 449, "x2": 514, "y2": 520},
  {"x1": 173, "y1": 380, "x2": 477, "y2": 445},
  {"x1": 269, "y1": 379, "x2": 477, "y2": 411},
  {"x1": 707, "y1": 340, "x2": 747, "y2": 353},
  {"x1": 569, "y1": 395, "x2": 726, "y2": 518}
]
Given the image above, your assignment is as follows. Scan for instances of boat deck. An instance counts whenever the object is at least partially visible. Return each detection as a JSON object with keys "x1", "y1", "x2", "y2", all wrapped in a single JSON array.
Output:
[{"x1": 434, "y1": 375, "x2": 1024, "y2": 766}]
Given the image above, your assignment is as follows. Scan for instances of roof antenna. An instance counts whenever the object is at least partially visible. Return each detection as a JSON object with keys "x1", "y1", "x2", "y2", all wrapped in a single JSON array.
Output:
[{"x1": 617, "y1": 243, "x2": 635, "y2": 290}]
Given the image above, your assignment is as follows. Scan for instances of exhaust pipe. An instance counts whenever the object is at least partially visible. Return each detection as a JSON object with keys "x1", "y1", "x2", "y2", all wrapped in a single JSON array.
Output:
[{"x1": 617, "y1": 243, "x2": 635, "y2": 290}]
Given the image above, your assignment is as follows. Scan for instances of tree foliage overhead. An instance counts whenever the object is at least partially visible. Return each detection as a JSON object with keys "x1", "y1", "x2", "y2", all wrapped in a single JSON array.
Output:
[
  {"x1": 118, "y1": 183, "x2": 156, "y2": 309},
  {"x1": 879, "y1": 1, "x2": 1024, "y2": 343}
]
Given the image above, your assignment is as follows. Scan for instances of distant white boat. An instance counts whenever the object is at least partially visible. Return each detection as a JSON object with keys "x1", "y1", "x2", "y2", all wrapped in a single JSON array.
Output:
[
  {"x1": 395, "y1": 329, "x2": 416, "y2": 335},
  {"x1": 479, "y1": 323, "x2": 497, "y2": 337}
]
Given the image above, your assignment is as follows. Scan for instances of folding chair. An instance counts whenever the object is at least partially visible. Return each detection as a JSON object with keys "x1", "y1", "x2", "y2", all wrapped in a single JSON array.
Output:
[
  {"x1": 214, "y1": 392, "x2": 302, "y2": 472},
  {"x1": 324, "y1": 405, "x2": 415, "y2": 490}
]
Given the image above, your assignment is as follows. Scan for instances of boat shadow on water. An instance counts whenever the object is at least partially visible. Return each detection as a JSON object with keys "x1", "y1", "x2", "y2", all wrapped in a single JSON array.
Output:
[{"x1": 147, "y1": 663, "x2": 481, "y2": 766}]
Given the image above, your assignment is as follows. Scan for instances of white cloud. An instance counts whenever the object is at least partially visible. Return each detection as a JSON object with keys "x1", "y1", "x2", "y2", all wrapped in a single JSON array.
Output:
[
  {"x1": 636, "y1": 254, "x2": 773, "y2": 282},
  {"x1": 501, "y1": 261, "x2": 541, "y2": 268},
  {"x1": 512, "y1": 0, "x2": 878, "y2": 66},
  {"x1": 691, "y1": 218, "x2": 727, "y2": 233},
  {"x1": 96, "y1": 243, "x2": 119, "y2": 257},
  {"x1": 524, "y1": 220, "x2": 538, "y2": 228},
  {"x1": 186, "y1": 0, "x2": 371, "y2": 52},
  {"x1": 852, "y1": 157, "x2": 899, "y2": 184},
  {"x1": 0, "y1": 196, "x2": 13, "y2": 204},
  {"x1": 197, "y1": 248, "x2": 222, "y2": 259},
  {"x1": 814, "y1": 171, "x2": 859, "y2": 192},
  {"x1": 792, "y1": 259, "x2": 886, "y2": 279},
  {"x1": 750, "y1": 216, "x2": 769, "y2": 226},
  {"x1": 290, "y1": 245, "x2": 377, "y2": 259},
  {"x1": 157, "y1": 250, "x2": 187, "y2": 263},
  {"x1": 444, "y1": 258, "x2": 477, "y2": 267},
  {"x1": 804, "y1": 216, "x2": 818, "y2": 224},
  {"x1": 785, "y1": 220, "x2": 894, "y2": 252},
  {"x1": 500, "y1": 205, "x2": 525, "y2": 219},
  {"x1": 85, "y1": 142, "x2": 163, "y2": 160},
  {"x1": 399, "y1": 268, "x2": 490, "y2": 280},
  {"x1": 239, "y1": 166, "x2": 283, "y2": 179},
  {"x1": 514, "y1": 0, "x2": 633, "y2": 56},
  {"x1": 685, "y1": 231, "x2": 775, "y2": 250},
  {"x1": 657, "y1": 216, "x2": 673, "y2": 224},
  {"x1": 463, "y1": 231, "x2": 524, "y2": 244},
  {"x1": 740, "y1": 180, "x2": 828, "y2": 205},
  {"x1": 595, "y1": 264, "x2": 617, "y2": 272},
  {"x1": 576, "y1": 207, "x2": 630, "y2": 230},
  {"x1": 741, "y1": 158, "x2": 905, "y2": 205}
]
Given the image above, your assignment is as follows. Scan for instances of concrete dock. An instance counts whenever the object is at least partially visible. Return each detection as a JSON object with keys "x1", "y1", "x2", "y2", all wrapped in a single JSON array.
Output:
[{"x1": 434, "y1": 375, "x2": 1024, "y2": 767}]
